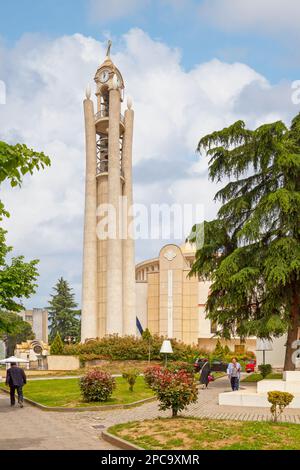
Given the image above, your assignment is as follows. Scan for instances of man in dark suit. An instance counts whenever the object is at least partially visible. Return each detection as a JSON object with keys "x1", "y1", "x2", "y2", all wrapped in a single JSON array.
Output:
[{"x1": 6, "y1": 363, "x2": 27, "y2": 407}]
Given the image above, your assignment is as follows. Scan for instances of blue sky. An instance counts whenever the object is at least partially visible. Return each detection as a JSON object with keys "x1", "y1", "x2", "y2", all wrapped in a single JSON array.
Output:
[
  {"x1": 1, "y1": 0, "x2": 299, "y2": 82},
  {"x1": 0, "y1": 0, "x2": 299, "y2": 308}
]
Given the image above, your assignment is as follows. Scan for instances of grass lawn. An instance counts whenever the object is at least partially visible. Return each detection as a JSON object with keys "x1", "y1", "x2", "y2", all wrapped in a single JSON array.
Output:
[
  {"x1": 108, "y1": 418, "x2": 300, "y2": 450},
  {"x1": 242, "y1": 372, "x2": 283, "y2": 383},
  {"x1": 0, "y1": 376, "x2": 154, "y2": 408}
]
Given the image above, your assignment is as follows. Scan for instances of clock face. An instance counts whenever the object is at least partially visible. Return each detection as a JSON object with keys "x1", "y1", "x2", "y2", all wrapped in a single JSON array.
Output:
[{"x1": 100, "y1": 70, "x2": 110, "y2": 83}]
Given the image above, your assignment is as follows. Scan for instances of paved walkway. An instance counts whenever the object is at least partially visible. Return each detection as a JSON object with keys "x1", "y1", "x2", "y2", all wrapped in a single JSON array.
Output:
[{"x1": 1, "y1": 376, "x2": 300, "y2": 450}]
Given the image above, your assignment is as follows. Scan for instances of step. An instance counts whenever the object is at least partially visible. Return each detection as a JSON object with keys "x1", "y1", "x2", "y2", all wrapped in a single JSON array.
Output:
[{"x1": 219, "y1": 391, "x2": 300, "y2": 408}]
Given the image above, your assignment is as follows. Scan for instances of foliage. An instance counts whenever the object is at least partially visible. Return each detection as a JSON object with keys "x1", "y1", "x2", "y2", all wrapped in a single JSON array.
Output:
[
  {"x1": 148, "y1": 368, "x2": 198, "y2": 417},
  {"x1": 50, "y1": 332, "x2": 64, "y2": 355},
  {"x1": 0, "y1": 141, "x2": 50, "y2": 313},
  {"x1": 189, "y1": 114, "x2": 300, "y2": 370},
  {"x1": 213, "y1": 339, "x2": 224, "y2": 359},
  {"x1": 258, "y1": 364, "x2": 273, "y2": 378},
  {"x1": 268, "y1": 391, "x2": 294, "y2": 422},
  {"x1": 144, "y1": 365, "x2": 166, "y2": 388},
  {"x1": 79, "y1": 368, "x2": 116, "y2": 402},
  {"x1": 47, "y1": 277, "x2": 81, "y2": 342},
  {"x1": 64, "y1": 334, "x2": 201, "y2": 362},
  {"x1": 0, "y1": 311, "x2": 35, "y2": 356},
  {"x1": 122, "y1": 370, "x2": 139, "y2": 392},
  {"x1": 166, "y1": 361, "x2": 195, "y2": 375}
]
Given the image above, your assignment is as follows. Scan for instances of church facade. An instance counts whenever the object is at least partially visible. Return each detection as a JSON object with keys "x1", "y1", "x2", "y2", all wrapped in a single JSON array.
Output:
[{"x1": 135, "y1": 242, "x2": 256, "y2": 352}]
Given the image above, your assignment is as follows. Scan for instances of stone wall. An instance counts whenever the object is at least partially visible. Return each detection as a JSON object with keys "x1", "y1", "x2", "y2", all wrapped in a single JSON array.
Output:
[{"x1": 47, "y1": 355, "x2": 80, "y2": 371}]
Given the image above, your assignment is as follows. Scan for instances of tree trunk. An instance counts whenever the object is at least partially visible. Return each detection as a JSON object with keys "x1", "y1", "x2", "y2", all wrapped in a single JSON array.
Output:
[{"x1": 284, "y1": 285, "x2": 300, "y2": 371}]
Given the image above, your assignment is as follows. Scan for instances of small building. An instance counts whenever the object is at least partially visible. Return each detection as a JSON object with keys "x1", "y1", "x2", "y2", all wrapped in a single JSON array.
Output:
[
  {"x1": 135, "y1": 242, "x2": 256, "y2": 353},
  {"x1": 18, "y1": 308, "x2": 48, "y2": 343}
]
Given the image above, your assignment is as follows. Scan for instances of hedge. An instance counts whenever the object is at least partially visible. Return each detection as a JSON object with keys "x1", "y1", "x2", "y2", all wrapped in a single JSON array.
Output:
[{"x1": 63, "y1": 335, "x2": 201, "y2": 362}]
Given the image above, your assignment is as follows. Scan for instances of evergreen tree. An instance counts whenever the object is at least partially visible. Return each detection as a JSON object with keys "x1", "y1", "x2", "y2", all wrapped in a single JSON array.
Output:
[
  {"x1": 50, "y1": 332, "x2": 64, "y2": 355},
  {"x1": 47, "y1": 278, "x2": 81, "y2": 343},
  {"x1": 189, "y1": 113, "x2": 300, "y2": 370}
]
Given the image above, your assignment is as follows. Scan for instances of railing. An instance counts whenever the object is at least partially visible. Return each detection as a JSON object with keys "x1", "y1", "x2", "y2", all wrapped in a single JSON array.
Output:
[{"x1": 95, "y1": 110, "x2": 125, "y2": 124}]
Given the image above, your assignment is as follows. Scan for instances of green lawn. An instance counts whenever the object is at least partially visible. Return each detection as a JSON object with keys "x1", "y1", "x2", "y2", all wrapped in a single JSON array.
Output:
[
  {"x1": 242, "y1": 373, "x2": 283, "y2": 383},
  {"x1": 0, "y1": 376, "x2": 154, "y2": 407},
  {"x1": 108, "y1": 418, "x2": 300, "y2": 450}
]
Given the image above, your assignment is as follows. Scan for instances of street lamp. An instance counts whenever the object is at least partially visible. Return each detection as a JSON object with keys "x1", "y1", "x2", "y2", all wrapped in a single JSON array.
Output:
[
  {"x1": 64, "y1": 336, "x2": 76, "y2": 345},
  {"x1": 160, "y1": 340, "x2": 173, "y2": 366},
  {"x1": 256, "y1": 339, "x2": 273, "y2": 365}
]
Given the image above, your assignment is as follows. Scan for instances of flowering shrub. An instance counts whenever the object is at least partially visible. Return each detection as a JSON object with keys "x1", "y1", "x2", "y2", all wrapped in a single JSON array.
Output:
[
  {"x1": 144, "y1": 365, "x2": 165, "y2": 388},
  {"x1": 145, "y1": 367, "x2": 198, "y2": 417},
  {"x1": 79, "y1": 368, "x2": 116, "y2": 402}
]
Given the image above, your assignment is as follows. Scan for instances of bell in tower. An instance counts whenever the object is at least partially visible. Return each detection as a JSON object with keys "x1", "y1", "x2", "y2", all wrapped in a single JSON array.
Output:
[{"x1": 81, "y1": 41, "x2": 136, "y2": 342}]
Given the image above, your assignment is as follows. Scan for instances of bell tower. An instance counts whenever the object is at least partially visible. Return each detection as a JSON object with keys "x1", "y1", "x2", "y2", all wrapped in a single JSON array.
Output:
[{"x1": 81, "y1": 41, "x2": 136, "y2": 342}]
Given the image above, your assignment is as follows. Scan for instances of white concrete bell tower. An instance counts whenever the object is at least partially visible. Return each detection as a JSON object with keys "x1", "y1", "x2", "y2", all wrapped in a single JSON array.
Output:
[{"x1": 81, "y1": 41, "x2": 136, "y2": 342}]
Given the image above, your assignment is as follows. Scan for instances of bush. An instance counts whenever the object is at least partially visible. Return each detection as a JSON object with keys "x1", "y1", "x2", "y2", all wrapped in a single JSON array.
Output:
[
  {"x1": 144, "y1": 365, "x2": 165, "y2": 388},
  {"x1": 79, "y1": 368, "x2": 116, "y2": 402},
  {"x1": 166, "y1": 361, "x2": 195, "y2": 375},
  {"x1": 50, "y1": 332, "x2": 64, "y2": 355},
  {"x1": 268, "y1": 391, "x2": 294, "y2": 422},
  {"x1": 151, "y1": 369, "x2": 198, "y2": 417},
  {"x1": 122, "y1": 370, "x2": 139, "y2": 392},
  {"x1": 64, "y1": 334, "x2": 201, "y2": 362},
  {"x1": 258, "y1": 364, "x2": 273, "y2": 378}
]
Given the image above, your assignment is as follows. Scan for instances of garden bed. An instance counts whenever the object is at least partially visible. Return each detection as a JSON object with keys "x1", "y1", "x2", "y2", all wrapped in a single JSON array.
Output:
[
  {"x1": 0, "y1": 376, "x2": 154, "y2": 408},
  {"x1": 108, "y1": 418, "x2": 300, "y2": 450},
  {"x1": 242, "y1": 373, "x2": 283, "y2": 383}
]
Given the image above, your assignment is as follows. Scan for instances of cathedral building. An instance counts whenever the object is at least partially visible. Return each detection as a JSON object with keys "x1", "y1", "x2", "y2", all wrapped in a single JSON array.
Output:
[{"x1": 80, "y1": 43, "x2": 255, "y2": 353}]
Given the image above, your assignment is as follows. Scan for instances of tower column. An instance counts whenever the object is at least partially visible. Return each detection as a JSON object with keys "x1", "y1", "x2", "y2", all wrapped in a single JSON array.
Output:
[
  {"x1": 122, "y1": 104, "x2": 136, "y2": 335},
  {"x1": 81, "y1": 97, "x2": 98, "y2": 342},
  {"x1": 106, "y1": 87, "x2": 123, "y2": 335}
]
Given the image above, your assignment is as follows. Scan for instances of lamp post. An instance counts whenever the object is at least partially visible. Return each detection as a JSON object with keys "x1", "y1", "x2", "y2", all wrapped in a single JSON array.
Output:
[
  {"x1": 64, "y1": 336, "x2": 76, "y2": 346},
  {"x1": 160, "y1": 340, "x2": 173, "y2": 366},
  {"x1": 256, "y1": 339, "x2": 273, "y2": 365}
]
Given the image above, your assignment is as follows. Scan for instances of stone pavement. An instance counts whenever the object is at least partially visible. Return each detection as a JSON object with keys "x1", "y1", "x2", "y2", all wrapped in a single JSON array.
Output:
[
  {"x1": 0, "y1": 393, "x2": 118, "y2": 450},
  {"x1": 1, "y1": 376, "x2": 300, "y2": 450}
]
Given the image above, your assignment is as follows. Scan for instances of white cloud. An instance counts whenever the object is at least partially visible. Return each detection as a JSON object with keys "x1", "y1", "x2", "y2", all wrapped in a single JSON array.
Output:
[
  {"x1": 0, "y1": 28, "x2": 296, "y2": 307},
  {"x1": 198, "y1": 0, "x2": 300, "y2": 35}
]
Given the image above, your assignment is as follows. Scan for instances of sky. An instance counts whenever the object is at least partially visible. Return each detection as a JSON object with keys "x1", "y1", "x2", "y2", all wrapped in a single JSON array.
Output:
[{"x1": 0, "y1": 0, "x2": 299, "y2": 309}]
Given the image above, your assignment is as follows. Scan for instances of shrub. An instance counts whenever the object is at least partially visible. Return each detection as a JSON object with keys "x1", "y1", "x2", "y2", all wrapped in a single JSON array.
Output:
[
  {"x1": 122, "y1": 370, "x2": 139, "y2": 392},
  {"x1": 166, "y1": 361, "x2": 195, "y2": 375},
  {"x1": 79, "y1": 368, "x2": 116, "y2": 402},
  {"x1": 144, "y1": 365, "x2": 165, "y2": 388},
  {"x1": 268, "y1": 391, "x2": 294, "y2": 422},
  {"x1": 213, "y1": 339, "x2": 224, "y2": 359},
  {"x1": 258, "y1": 364, "x2": 273, "y2": 378},
  {"x1": 64, "y1": 334, "x2": 201, "y2": 362},
  {"x1": 153, "y1": 369, "x2": 198, "y2": 417},
  {"x1": 50, "y1": 332, "x2": 64, "y2": 355}
]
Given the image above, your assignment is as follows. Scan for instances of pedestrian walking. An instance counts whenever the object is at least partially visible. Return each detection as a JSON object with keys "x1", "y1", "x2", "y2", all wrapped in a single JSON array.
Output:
[
  {"x1": 6, "y1": 363, "x2": 27, "y2": 408},
  {"x1": 227, "y1": 357, "x2": 241, "y2": 391}
]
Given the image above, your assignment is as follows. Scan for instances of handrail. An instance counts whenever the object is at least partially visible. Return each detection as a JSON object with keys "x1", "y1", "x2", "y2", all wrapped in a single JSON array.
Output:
[{"x1": 95, "y1": 110, "x2": 125, "y2": 123}]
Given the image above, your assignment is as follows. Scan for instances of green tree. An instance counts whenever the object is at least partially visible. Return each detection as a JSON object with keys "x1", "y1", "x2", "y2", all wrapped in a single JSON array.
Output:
[
  {"x1": 0, "y1": 311, "x2": 35, "y2": 356},
  {"x1": 50, "y1": 332, "x2": 64, "y2": 355},
  {"x1": 189, "y1": 114, "x2": 300, "y2": 370},
  {"x1": 47, "y1": 277, "x2": 81, "y2": 343},
  {"x1": 0, "y1": 141, "x2": 51, "y2": 312}
]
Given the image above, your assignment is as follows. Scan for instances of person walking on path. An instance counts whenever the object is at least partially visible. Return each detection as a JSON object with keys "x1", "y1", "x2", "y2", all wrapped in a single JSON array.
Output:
[
  {"x1": 199, "y1": 358, "x2": 211, "y2": 389},
  {"x1": 227, "y1": 357, "x2": 241, "y2": 391},
  {"x1": 5, "y1": 363, "x2": 27, "y2": 407}
]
